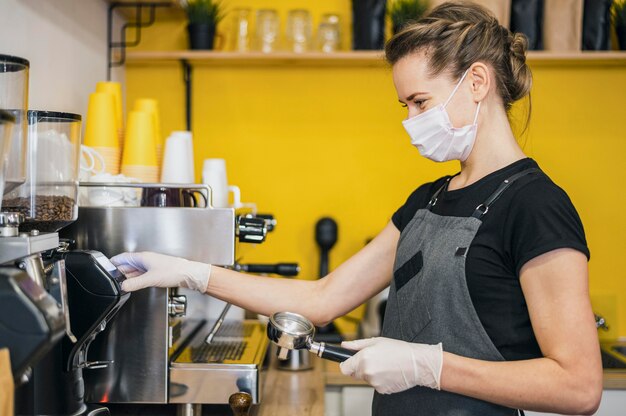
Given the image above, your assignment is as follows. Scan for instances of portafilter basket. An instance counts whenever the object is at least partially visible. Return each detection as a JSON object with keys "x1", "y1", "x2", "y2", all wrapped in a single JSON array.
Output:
[{"x1": 267, "y1": 311, "x2": 355, "y2": 363}]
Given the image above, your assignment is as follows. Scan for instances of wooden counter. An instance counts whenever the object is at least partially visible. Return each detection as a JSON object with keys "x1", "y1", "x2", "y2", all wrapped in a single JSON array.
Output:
[
  {"x1": 252, "y1": 355, "x2": 626, "y2": 415},
  {"x1": 253, "y1": 356, "x2": 366, "y2": 415},
  {"x1": 603, "y1": 372, "x2": 626, "y2": 390},
  {"x1": 255, "y1": 357, "x2": 325, "y2": 416}
]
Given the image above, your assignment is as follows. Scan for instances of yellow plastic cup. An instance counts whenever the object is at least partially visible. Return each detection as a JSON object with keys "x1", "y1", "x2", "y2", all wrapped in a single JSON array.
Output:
[
  {"x1": 134, "y1": 98, "x2": 162, "y2": 163},
  {"x1": 84, "y1": 92, "x2": 118, "y2": 148},
  {"x1": 91, "y1": 146, "x2": 121, "y2": 175},
  {"x1": 96, "y1": 82, "x2": 123, "y2": 130},
  {"x1": 96, "y1": 81, "x2": 124, "y2": 149},
  {"x1": 122, "y1": 111, "x2": 158, "y2": 167}
]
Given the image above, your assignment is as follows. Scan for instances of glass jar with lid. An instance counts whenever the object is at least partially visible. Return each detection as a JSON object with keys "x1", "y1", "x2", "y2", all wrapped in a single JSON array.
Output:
[
  {"x1": 0, "y1": 54, "x2": 29, "y2": 194},
  {"x1": 2, "y1": 111, "x2": 81, "y2": 233}
]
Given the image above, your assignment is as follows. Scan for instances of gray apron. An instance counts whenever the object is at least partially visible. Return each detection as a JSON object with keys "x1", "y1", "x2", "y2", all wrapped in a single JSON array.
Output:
[{"x1": 374, "y1": 168, "x2": 538, "y2": 416}]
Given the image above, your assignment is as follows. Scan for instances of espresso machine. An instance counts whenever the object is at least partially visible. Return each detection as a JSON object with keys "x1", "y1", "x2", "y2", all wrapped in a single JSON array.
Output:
[{"x1": 62, "y1": 183, "x2": 297, "y2": 415}]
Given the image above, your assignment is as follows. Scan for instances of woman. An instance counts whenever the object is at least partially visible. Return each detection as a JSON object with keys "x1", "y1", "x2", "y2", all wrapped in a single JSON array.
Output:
[{"x1": 112, "y1": 3, "x2": 602, "y2": 415}]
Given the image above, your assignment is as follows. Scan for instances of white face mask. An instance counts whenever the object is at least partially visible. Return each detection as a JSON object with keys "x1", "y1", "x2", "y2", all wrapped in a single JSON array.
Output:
[{"x1": 402, "y1": 69, "x2": 481, "y2": 162}]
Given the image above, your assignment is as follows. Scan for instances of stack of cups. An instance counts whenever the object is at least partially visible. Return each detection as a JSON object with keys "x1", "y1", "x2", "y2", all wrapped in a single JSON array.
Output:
[
  {"x1": 202, "y1": 158, "x2": 229, "y2": 208},
  {"x1": 161, "y1": 131, "x2": 195, "y2": 183},
  {"x1": 134, "y1": 98, "x2": 163, "y2": 170},
  {"x1": 83, "y1": 92, "x2": 120, "y2": 174},
  {"x1": 121, "y1": 111, "x2": 158, "y2": 182},
  {"x1": 95, "y1": 81, "x2": 124, "y2": 151}
]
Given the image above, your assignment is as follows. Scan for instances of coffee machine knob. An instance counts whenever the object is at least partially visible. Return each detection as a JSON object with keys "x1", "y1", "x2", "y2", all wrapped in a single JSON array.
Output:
[
  {"x1": 229, "y1": 392, "x2": 252, "y2": 416},
  {"x1": 237, "y1": 217, "x2": 267, "y2": 244},
  {"x1": 255, "y1": 214, "x2": 277, "y2": 232},
  {"x1": 168, "y1": 295, "x2": 187, "y2": 317}
]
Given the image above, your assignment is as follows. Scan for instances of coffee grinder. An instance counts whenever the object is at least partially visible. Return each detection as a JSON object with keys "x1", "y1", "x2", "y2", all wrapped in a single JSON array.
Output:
[
  {"x1": 15, "y1": 249, "x2": 130, "y2": 416},
  {"x1": 0, "y1": 54, "x2": 67, "y2": 387},
  {"x1": 0, "y1": 54, "x2": 131, "y2": 414},
  {"x1": 3, "y1": 111, "x2": 130, "y2": 415}
]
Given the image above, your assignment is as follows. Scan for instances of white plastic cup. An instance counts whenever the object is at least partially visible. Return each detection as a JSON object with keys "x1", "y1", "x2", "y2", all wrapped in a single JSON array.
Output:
[
  {"x1": 161, "y1": 131, "x2": 195, "y2": 183},
  {"x1": 202, "y1": 158, "x2": 228, "y2": 208}
]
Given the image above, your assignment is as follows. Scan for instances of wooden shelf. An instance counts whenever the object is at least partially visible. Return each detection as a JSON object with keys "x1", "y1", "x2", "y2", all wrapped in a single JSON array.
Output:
[
  {"x1": 124, "y1": 50, "x2": 626, "y2": 67},
  {"x1": 125, "y1": 50, "x2": 387, "y2": 67}
]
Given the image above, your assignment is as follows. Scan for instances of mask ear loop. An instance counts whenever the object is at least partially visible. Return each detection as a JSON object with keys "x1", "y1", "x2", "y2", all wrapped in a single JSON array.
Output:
[
  {"x1": 443, "y1": 68, "x2": 471, "y2": 108},
  {"x1": 472, "y1": 102, "x2": 481, "y2": 125}
]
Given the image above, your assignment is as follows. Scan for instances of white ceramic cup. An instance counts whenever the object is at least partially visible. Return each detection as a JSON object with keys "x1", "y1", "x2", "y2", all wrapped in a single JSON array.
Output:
[
  {"x1": 86, "y1": 172, "x2": 139, "y2": 207},
  {"x1": 88, "y1": 186, "x2": 125, "y2": 207},
  {"x1": 161, "y1": 131, "x2": 195, "y2": 183},
  {"x1": 80, "y1": 145, "x2": 105, "y2": 178},
  {"x1": 202, "y1": 158, "x2": 229, "y2": 208},
  {"x1": 228, "y1": 185, "x2": 257, "y2": 212}
]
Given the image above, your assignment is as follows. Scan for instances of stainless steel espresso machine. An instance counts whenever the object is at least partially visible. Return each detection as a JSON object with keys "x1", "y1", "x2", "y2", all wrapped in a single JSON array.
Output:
[{"x1": 61, "y1": 184, "x2": 297, "y2": 415}]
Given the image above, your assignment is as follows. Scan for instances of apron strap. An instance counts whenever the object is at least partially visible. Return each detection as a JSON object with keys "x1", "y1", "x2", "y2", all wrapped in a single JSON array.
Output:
[
  {"x1": 426, "y1": 177, "x2": 452, "y2": 210},
  {"x1": 471, "y1": 168, "x2": 540, "y2": 219}
]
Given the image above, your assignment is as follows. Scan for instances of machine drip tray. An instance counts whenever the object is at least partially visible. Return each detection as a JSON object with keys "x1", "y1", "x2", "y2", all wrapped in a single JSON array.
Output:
[
  {"x1": 173, "y1": 321, "x2": 260, "y2": 364},
  {"x1": 191, "y1": 340, "x2": 248, "y2": 363},
  {"x1": 169, "y1": 320, "x2": 268, "y2": 404}
]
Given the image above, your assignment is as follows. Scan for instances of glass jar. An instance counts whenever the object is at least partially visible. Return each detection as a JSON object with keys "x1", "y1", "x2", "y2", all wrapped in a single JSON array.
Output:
[
  {"x1": 2, "y1": 111, "x2": 82, "y2": 233},
  {"x1": 0, "y1": 110, "x2": 15, "y2": 203},
  {"x1": 286, "y1": 9, "x2": 312, "y2": 53},
  {"x1": 318, "y1": 13, "x2": 342, "y2": 52},
  {"x1": 231, "y1": 8, "x2": 252, "y2": 52},
  {"x1": 0, "y1": 54, "x2": 29, "y2": 194},
  {"x1": 255, "y1": 9, "x2": 280, "y2": 53}
]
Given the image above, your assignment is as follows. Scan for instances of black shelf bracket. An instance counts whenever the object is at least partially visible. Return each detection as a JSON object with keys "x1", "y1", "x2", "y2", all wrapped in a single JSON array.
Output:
[
  {"x1": 107, "y1": 1, "x2": 172, "y2": 80},
  {"x1": 181, "y1": 59, "x2": 192, "y2": 131}
]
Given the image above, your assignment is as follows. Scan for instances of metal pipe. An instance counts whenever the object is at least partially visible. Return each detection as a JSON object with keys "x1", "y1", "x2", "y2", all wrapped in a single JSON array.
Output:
[{"x1": 205, "y1": 303, "x2": 232, "y2": 344}]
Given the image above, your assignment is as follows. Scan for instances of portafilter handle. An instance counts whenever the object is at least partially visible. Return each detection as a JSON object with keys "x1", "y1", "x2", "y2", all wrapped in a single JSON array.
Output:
[
  {"x1": 267, "y1": 311, "x2": 356, "y2": 363},
  {"x1": 308, "y1": 341, "x2": 355, "y2": 363},
  {"x1": 229, "y1": 391, "x2": 252, "y2": 416}
]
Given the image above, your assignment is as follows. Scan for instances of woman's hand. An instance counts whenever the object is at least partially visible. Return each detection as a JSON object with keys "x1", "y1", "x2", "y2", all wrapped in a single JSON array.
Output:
[
  {"x1": 339, "y1": 337, "x2": 443, "y2": 394},
  {"x1": 111, "y1": 251, "x2": 212, "y2": 293}
]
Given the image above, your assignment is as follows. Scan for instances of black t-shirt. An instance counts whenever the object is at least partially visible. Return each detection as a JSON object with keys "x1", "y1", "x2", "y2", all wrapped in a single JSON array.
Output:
[{"x1": 391, "y1": 158, "x2": 590, "y2": 361}]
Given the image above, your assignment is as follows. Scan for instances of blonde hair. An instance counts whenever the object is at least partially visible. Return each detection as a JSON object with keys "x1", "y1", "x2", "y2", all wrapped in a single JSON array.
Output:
[{"x1": 385, "y1": 1, "x2": 532, "y2": 111}]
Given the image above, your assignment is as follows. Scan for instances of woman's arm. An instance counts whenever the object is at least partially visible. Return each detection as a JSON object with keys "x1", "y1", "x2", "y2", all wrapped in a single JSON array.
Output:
[
  {"x1": 204, "y1": 221, "x2": 400, "y2": 325},
  {"x1": 440, "y1": 248, "x2": 602, "y2": 415}
]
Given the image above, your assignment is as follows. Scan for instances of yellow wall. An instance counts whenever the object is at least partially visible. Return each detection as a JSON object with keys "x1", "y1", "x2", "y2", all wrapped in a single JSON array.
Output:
[{"x1": 124, "y1": 2, "x2": 626, "y2": 339}]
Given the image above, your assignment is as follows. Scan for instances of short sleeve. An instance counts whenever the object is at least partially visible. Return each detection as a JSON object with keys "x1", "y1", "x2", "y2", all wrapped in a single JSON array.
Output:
[
  {"x1": 391, "y1": 204, "x2": 405, "y2": 230},
  {"x1": 505, "y1": 178, "x2": 590, "y2": 276},
  {"x1": 391, "y1": 181, "x2": 436, "y2": 232}
]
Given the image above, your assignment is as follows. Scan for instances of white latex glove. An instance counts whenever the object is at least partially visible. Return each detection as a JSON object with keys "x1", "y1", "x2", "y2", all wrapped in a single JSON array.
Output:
[
  {"x1": 110, "y1": 251, "x2": 212, "y2": 293},
  {"x1": 339, "y1": 337, "x2": 443, "y2": 394}
]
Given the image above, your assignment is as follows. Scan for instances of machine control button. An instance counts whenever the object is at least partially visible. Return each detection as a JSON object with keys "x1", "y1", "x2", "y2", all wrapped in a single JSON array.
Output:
[
  {"x1": 237, "y1": 217, "x2": 267, "y2": 244},
  {"x1": 168, "y1": 295, "x2": 187, "y2": 317}
]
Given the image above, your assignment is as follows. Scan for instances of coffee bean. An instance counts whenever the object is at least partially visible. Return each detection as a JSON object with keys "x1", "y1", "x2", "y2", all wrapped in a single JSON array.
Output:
[{"x1": 2, "y1": 195, "x2": 76, "y2": 232}]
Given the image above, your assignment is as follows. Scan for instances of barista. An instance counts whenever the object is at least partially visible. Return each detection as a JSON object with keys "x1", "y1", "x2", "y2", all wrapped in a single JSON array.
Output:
[{"x1": 112, "y1": 3, "x2": 602, "y2": 415}]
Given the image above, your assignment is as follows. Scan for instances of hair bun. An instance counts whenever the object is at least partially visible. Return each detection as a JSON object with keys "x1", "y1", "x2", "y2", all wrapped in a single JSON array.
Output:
[{"x1": 509, "y1": 32, "x2": 532, "y2": 102}]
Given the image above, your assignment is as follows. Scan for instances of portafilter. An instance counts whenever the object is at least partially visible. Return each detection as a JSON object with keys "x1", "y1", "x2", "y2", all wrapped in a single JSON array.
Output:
[{"x1": 267, "y1": 311, "x2": 355, "y2": 363}]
